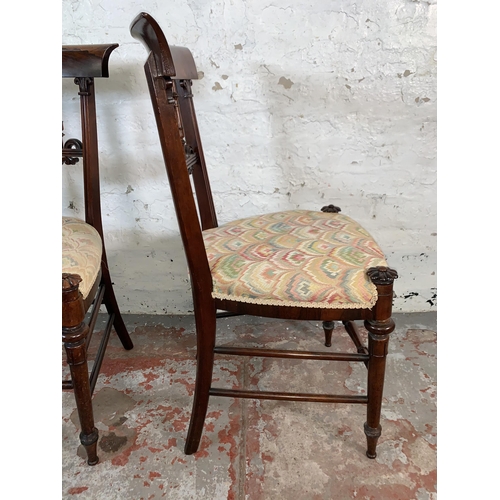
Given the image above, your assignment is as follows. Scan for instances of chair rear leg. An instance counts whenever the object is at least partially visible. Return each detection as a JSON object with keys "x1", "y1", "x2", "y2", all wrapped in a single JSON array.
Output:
[
  {"x1": 184, "y1": 310, "x2": 216, "y2": 455},
  {"x1": 101, "y1": 264, "x2": 134, "y2": 350},
  {"x1": 322, "y1": 321, "x2": 335, "y2": 347},
  {"x1": 63, "y1": 274, "x2": 99, "y2": 465}
]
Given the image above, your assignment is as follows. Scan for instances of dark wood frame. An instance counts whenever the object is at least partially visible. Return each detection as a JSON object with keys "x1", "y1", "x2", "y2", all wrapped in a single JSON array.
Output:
[
  {"x1": 130, "y1": 12, "x2": 397, "y2": 459},
  {"x1": 62, "y1": 44, "x2": 134, "y2": 465}
]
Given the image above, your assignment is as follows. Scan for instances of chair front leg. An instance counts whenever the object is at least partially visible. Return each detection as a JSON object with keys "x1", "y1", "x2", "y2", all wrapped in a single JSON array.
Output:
[
  {"x1": 63, "y1": 274, "x2": 99, "y2": 465},
  {"x1": 364, "y1": 318, "x2": 394, "y2": 458},
  {"x1": 364, "y1": 266, "x2": 397, "y2": 459}
]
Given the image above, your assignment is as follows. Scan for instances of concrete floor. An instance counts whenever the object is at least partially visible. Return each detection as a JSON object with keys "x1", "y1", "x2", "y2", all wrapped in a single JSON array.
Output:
[{"x1": 62, "y1": 312, "x2": 436, "y2": 499}]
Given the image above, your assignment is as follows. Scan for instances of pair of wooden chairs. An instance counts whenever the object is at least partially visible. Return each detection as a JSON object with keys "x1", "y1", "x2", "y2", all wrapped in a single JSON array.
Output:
[{"x1": 62, "y1": 12, "x2": 397, "y2": 465}]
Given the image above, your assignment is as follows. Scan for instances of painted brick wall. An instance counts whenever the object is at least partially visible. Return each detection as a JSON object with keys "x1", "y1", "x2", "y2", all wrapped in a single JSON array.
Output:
[{"x1": 62, "y1": 0, "x2": 437, "y2": 314}]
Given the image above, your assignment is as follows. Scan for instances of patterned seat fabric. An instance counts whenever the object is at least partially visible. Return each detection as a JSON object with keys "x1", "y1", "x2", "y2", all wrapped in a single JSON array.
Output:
[
  {"x1": 62, "y1": 217, "x2": 102, "y2": 299},
  {"x1": 203, "y1": 210, "x2": 387, "y2": 309}
]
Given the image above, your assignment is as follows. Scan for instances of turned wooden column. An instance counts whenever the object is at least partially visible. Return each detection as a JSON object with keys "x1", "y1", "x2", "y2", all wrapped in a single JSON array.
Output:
[
  {"x1": 364, "y1": 266, "x2": 398, "y2": 459},
  {"x1": 62, "y1": 273, "x2": 99, "y2": 465}
]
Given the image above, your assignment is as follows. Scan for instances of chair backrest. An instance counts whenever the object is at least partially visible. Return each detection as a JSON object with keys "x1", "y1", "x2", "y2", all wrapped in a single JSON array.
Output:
[
  {"x1": 62, "y1": 44, "x2": 119, "y2": 240},
  {"x1": 130, "y1": 12, "x2": 217, "y2": 303}
]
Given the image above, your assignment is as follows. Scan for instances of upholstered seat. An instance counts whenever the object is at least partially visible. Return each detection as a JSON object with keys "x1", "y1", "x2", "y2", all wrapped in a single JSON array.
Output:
[
  {"x1": 204, "y1": 210, "x2": 387, "y2": 309},
  {"x1": 62, "y1": 216, "x2": 102, "y2": 300}
]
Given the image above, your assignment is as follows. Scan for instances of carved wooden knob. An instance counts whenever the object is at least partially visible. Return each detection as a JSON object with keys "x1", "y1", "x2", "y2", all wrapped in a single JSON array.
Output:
[
  {"x1": 321, "y1": 204, "x2": 341, "y2": 213},
  {"x1": 62, "y1": 273, "x2": 82, "y2": 291},
  {"x1": 366, "y1": 267, "x2": 398, "y2": 285}
]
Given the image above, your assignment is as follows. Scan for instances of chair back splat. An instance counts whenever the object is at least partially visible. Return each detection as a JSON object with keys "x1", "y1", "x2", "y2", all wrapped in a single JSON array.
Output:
[{"x1": 130, "y1": 12, "x2": 398, "y2": 459}]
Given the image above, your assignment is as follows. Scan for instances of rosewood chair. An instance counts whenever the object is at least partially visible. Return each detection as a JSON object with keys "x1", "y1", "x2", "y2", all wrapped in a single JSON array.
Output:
[
  {"x1": 62, "y1": 44, "x2": 134, "y2": 465},
  {"x1": 130, "y1": 12, "x2": 398, "y2": 459}
]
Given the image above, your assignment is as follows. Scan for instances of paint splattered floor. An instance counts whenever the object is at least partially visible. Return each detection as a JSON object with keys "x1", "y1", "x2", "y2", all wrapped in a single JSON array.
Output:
[{"x1": 62, "y1": 312, "x2": 436, "y2": 499}]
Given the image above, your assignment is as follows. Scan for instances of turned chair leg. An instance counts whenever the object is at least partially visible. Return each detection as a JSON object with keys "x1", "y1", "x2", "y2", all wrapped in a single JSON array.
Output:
[
  {"x1": 364, "y1": 318, "x2": 394, "y2": 458},
  {"x1": 63, "y1": 274, "x2": 99, "y2": 465},
  {"x1": 322, "y1": 321, "x2": 335, "y2": 347},
  {"x1": 184, "y1": 308, "x2": 217, "y2": 455},
  {"x1": 363, "y1": 266, "x2": 397, "y2": 459}
]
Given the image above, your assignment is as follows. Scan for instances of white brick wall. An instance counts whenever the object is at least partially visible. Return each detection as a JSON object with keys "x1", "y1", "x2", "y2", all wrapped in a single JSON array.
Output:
[{"x1": 62, "y1": 0, "x2": 437, "y2": 314}]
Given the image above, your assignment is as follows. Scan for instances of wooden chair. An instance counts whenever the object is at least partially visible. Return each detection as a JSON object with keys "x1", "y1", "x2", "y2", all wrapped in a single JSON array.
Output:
[
  {"x1": 130, "y1": 12, "x2": 398, "y2": 459},
  {"x1": 62, "y1": 44, "x2": 134, "y2": 465}
]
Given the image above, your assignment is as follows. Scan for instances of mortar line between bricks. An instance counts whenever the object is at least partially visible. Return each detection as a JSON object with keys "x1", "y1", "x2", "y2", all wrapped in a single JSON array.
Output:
[{"x1": 238, "y1": 358, "x2": 249, "y2": 499}]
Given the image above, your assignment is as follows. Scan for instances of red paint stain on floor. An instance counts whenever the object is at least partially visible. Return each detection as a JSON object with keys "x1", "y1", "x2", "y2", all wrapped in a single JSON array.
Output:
[
  {"x1": 172, "y1": 416, "x2": 190, "y2": 432},
  {"x1": 165, "y1": 437, "x2": 177, "y2": 449},
  {"x1": 147, "y1": 446, "x2": 163, "y2": 453},
  {"x1": 140, "y1": 371, "x2": 160, "y2": 390},
  {"x1": 354, "y1": 483, "x2": 415, "y2": 499},
  {"x1": 409, "y1": 470, "x2": 437, "y2": 494},
  {"x1": 158, "y1": 405, "x2": 189, "y2": 431},
  {"x1": 206, "y1": 410, "x2": 223, "y2": 419},
  {"x1": 173, "y1": 378, "x2": 195, "y2": 396},
  {"x1": 100, "y1": 356, "x2": 167, "y2": 378},
  {"x1": 193, "y1": 435, "x2": 212, "y2": 458},
  {"x1": 110, "y1": 437, "x2": 145, "y2": 466},
  {"x1": 67, "y1": 487, "x2": 89, "y2": 495}
]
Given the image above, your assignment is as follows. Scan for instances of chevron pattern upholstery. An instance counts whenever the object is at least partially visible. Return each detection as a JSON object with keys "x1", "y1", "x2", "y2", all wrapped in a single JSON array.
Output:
[{"x1": 203, "y1": 210, "x2": 387, "y2": 309}]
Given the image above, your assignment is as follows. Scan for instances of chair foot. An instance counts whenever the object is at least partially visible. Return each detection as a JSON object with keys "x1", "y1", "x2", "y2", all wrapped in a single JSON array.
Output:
[
  {"x1": 322, "y1": 321, "x2": 335, "y2": 347},
  {"x1": 184, "y1": 363, "x2": 212, "y2": 454},
  {"x1": 80, "y1": 429, "x2": 99, "y2": 465},
  {"x1": 364, "y1": 422, "x2": 381, "y2": 459},
  {"x1": 184, "y1": 436, "x2": 201, "y2": 455},
  {"x1": 184, "y1": 390, "x2": 210, "y2": 455}
]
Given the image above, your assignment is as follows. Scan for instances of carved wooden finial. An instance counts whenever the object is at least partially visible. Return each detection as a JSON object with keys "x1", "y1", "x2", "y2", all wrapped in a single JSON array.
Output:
[
  {"x1": 62, "y1": 273, "x2": 82, "y2": 291},
  {"x1": 321, "y1": 204, "x2": 341, "y2": 213},
  {"x1": 366, "y1": 267, "x2": 398, "y2": 285}
]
